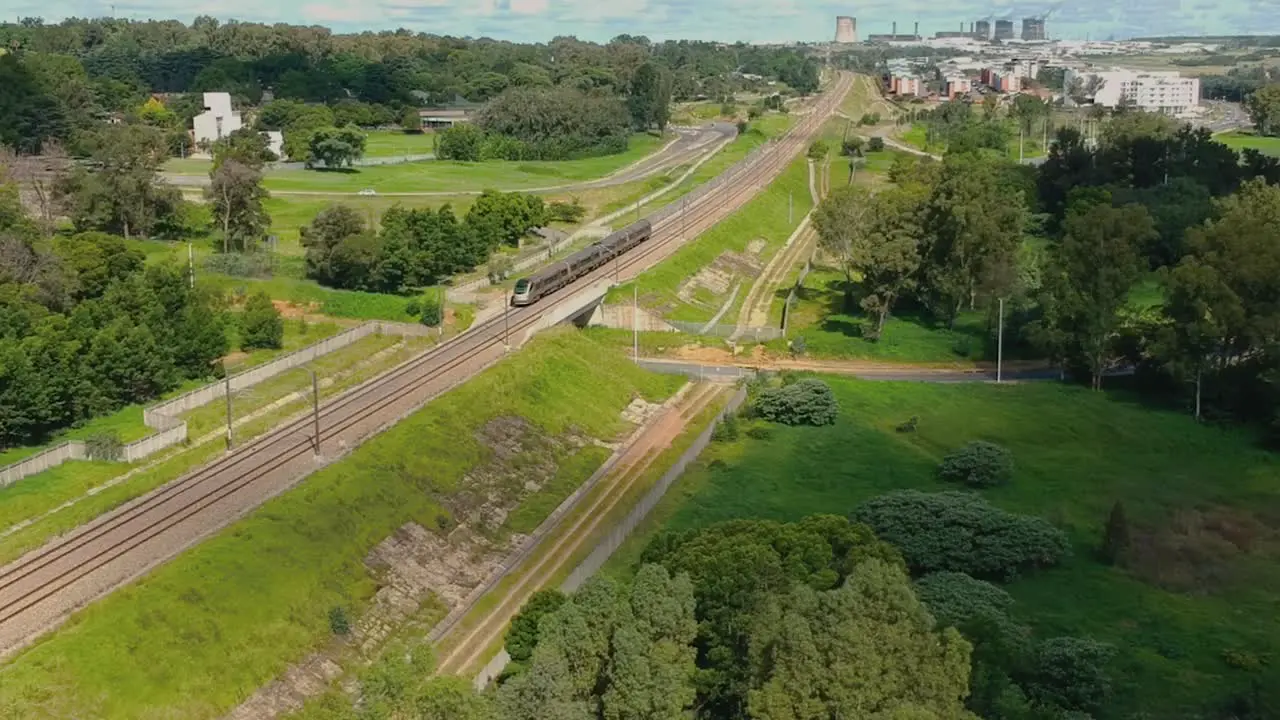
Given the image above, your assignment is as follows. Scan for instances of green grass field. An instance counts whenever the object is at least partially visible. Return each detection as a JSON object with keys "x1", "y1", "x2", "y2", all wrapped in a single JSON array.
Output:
[
  {"x1": 362, "y1": 129, "x2": 436, "y2": 158},
  {"x1": 768, "y1": 266, "x2": 992, "y2": 363},
  {"x1": 1215, "y1": 130, "x2": 1280, "y2": 157},
  {"x1": 607, "y1": 377, "x2": 1280, "y2": 717},
  {"x1": 609, "y1": 148, "x2": 812, "y2": 325},
  {"x1": 263, "y1": 133, "x2": 667, "y2": 193},
  {"x1": 0, "y1": 329, "x2": 683, "y2": 719}
]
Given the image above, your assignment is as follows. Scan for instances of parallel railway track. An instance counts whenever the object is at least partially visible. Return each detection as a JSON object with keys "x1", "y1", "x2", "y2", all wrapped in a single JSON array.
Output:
[{"x1": 0, "y1": 73, "x2": 851, "y2": 657}]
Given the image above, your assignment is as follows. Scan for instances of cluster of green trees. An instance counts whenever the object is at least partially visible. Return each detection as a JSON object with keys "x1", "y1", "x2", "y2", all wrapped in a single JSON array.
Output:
[
  {"x1": 0, "y1": 179, "x2": 235, "y2": 448},
  {"x1": 1245, "y1": 83, "x2": 1280, "y2": 136},
  {"x1": 437, "y1": 86, "x2": 632, "y2": 162},
  {"x1": 252, "y1": 99, "x2": 367, "y2": 165},
  {"x1": 300, "y1": 190, "x2": 547, "y2": 293},
  {"x1": 817, "y1": 106, "x2": 1280, "y2": 431},
  {"x1": 499, "y1": 515, "x2": 974, "y2": 719},
  {"x1": 1, "y1": 18, "x2": 819, "y2": 158}
]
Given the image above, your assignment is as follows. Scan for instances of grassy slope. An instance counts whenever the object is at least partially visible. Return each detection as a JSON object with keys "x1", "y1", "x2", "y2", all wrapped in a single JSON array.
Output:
[
  {"x1": 610, "y1": 149, "x2": 812, "y2": 324},
  {"x1": 362, "y1": 130, "x2": 436, "y2": 158},
  {"x1": 263, "y1": 133, "x2": 666, "y2": 193},
  {"x1": 610, "y1": 377, "x2": 1280, "y2": 717},
  {"x1": 1216, "y1": 130, "x2": 1280, "y2": 157},
  {"x1": 0, "y1": 329, "x2": 683, "y2": 720}
]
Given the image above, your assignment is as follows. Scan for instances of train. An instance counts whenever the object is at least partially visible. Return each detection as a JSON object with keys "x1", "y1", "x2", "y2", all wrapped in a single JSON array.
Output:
[{"x1": 511, "y1": 219, "x2": 653, "y2": 306}]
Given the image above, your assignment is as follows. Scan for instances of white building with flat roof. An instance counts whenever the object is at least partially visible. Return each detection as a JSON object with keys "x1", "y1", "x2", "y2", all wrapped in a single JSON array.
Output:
[
  {"x1": 1064, "y1": 68, "x2": 1200, "y2": 116},
  {"x1": 192, "y1": 92, "x2": 243, "y2": 150}
]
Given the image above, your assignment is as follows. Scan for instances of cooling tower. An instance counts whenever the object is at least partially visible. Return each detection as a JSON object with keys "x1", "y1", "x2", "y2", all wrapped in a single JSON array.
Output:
[{"x1": 835, "y1": 16, "x2": 857, "y2": 43}]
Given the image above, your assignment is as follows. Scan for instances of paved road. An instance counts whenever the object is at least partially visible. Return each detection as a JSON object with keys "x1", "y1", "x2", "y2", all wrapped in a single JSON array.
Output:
[{"x1": 163, "y1": 123, "x2": 736, "y2": 196}]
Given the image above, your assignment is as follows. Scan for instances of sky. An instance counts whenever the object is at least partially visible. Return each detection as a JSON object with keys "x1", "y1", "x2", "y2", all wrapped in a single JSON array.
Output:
[{"x1": 10, "y1": 0, "x2": 1280, "y2": 44}]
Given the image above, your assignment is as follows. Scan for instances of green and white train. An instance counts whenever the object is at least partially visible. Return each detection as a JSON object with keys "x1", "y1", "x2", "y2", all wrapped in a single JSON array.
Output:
[{"x1": 511, "y1": 220, "x2": 653, "y2": 306}]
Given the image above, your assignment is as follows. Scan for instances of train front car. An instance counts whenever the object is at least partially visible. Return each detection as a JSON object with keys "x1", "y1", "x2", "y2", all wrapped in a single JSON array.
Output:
[{"x1": 512, "y1": 277, "x2": 534, "y2": 306}]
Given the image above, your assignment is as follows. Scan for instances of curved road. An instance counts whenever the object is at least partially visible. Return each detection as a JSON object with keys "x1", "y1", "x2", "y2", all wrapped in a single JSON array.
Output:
[{"x1": 163, "y1": 123, "x2": 738, "y2": 197}]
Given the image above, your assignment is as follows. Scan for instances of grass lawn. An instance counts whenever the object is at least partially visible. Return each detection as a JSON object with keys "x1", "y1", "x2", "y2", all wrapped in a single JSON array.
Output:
[
  {"x1": 607, "y1": 377, "x2": 1280, "y2": 717},
  {"x1": 608, "y1": 148, "x2": 812, "y2": 325},
  {"x1": 0, "y1": 329, "x2": 684, "y2": 720},
  {"x1": 362, "y1": 129, "x2": 436, "y2": 158},
  {"x1": 1215, "y1": 130, "x2": 1280, "y2": 157},
  {"x1": 162, "y1": 157, "x2": 213, "y2": 175},
  {"x1": 263, "y1": 133, "x2": 667, "y2": 194},
  {"x1": 263, "y1": 195, "x2": 475, "y2": 257},
  {"x1": 769, "y1": 265, "x2": 992, "y2": 363},
  {"x1": 199, "y1": 274, "x2": 417, "y2": 322}
]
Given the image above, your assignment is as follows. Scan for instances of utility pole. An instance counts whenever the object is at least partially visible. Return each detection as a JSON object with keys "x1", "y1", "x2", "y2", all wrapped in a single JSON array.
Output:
[
  {"x1": 308, "y1": 368, "x2": 320, "y2": 454},
  {"x1": 504, "y1": 293, "x2": 511, "y2": 351},
  {"x1": 224, "y1": 375, "x2": 233, "y2": 450},
  {"x1": 997, "y1": 297, "x2": 1005, "y2": 384},
  {"x1": 187, "y1": 240, "x2": 194, "y2": 288},
  {"x1": 1018, "y1": 127, "x2": 1024, "y2": 163},
  {"x1": 632, "y1": 284, "x2": 639, "y2": 362}
]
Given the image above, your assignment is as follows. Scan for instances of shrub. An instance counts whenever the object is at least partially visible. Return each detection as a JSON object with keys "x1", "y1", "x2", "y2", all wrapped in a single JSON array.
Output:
[
  {"x1": 712, "y1": 413, "x2": 740, "y2": 442},
  {"x1": 1024, "y1": 637, "x2": 1116, "y2": 715},
  {"x1": 84, "y1": 432, "x2": 124, "y2": 461},
  {"x1": 868, "y1": 136, "x2": 886, "y2": 152},
  {"x1": 547, "y1": 199, "x2": 586, "y2": 224},
  {"x1": 1099, "y1": 500, "x2": 1131, "y2": 565},
  {"x1": 852, "y1": 490, "x2": 1071, "y2": 581},
  {"x1": 896, "y1": 416, "x2": 919, "y2": 433},
  {"x1": 418, "y1": 290, "x2": 443, "y2": 327},
  {"x1": 745, "y1": 425, "x2": 773, "y2": 440},
  {"x1": 914, "y1": 572, "x2": 1014, "y2": 629},
  {"x1": 747, "y1": 106, "x2": 762, "y2": 120},
  {"x1": 938, "y1": 441, "x2": 1014, "y2": 488},
  {"x1": 404, "y1": 298, "x2": 422, "y2": 317},
  {"x1": 806, "y1": 140, "x2": 829, "y2": 160},
  {"x1": 328, "y1": 605, "x2": 351, "y2": 635},
  {"x1": 736, "y1": 120, "x2": 749, "y2": 135},
  {"x1": 842, "y1": 137, "x2": 865, "y2": 156},
  {"x1": 488, "y1": 253, "x2": 515, "y2": 284},
  {"x1": 753, "y1": 378, "x2": 839, "y2": 426},
  {"x1": 240, "y1": 291, "x2": 284, "y2": 350}
]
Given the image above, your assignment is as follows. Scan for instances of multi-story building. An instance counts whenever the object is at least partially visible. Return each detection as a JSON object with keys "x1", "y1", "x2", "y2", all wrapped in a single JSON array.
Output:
[
  {"x1": 192, "y1": 93, "x2": 243, "y2": 149},
  {"x1": 945, "y1": 76, "x2": 973, "y2": 99},
  {"x1": 890, "y1": 74, "x2": 925, "y2": 97},
  {"x1": 994, "y1": 20, "x2": 1015, "y2": 41},
  {"x1": 975, "y1": 19, "x2": 991, "y2": 40},
  {"x1": 1064, "y1": 68, "x2": 1200, "y2": 115},
  {"x1": 1021, "y1": 17, "x2": 1046, "y2": 41}
]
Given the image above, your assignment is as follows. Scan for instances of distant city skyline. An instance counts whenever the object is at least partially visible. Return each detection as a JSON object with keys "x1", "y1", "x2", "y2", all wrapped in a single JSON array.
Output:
[{"x1": 7, "y1": 0, "x2": 1279, "y2": 44}]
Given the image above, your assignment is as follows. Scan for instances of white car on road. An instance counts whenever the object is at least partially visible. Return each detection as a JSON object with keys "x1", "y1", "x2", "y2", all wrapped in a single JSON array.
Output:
[{"x1": 358, "y1": 188, "x2": 377, "y2": 196}]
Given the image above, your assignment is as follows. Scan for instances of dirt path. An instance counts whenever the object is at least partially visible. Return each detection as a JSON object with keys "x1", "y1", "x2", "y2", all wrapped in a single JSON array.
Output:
[
  {"x1": 432, "y1": 382, "x2": 728, "y2": 678},
  {"x1": 659, "y1": 345, "x2": 1050, "y2": 375}
]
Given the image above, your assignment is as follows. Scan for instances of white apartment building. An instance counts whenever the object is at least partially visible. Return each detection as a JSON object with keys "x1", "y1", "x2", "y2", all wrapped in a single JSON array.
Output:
[
  {"x1": 192, "y1": 92, "x2": 243, "y2": 150},
  {"x1": 1063, "y1": 68, "x2": 1200, "y2": 116}
]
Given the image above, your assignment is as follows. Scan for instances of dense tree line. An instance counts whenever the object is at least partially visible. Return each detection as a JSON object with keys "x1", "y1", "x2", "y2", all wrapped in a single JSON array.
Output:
[
  {"x1": 0, "y1": 176, "x2": 232, "y2": 448},
  {"x1": 1, "y1": 18, "x2": 819, "y2": 158},
  {"x1": 437, "y1": 86, "x2": 632, "y2": 162},
  {"x1": 300, "y1": 190, "x2": 547, "y2": 293},
  {"x1": 499, "y1": 515, "x2": 974, "y2": 719}
]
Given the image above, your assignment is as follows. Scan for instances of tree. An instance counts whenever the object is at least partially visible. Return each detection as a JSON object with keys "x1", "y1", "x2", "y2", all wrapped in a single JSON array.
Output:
[
  {"x1": 240, "y1": 291, "x2": 283, "y2": 350},
  {"x1": 914, "y1": 572, "x2": 1015, "y2": 630},
  {"x1": 812, "y1": 183, "x2": 927, "y2": 338},
  {"x1": 1245, "y1": 83, "x2": 1280, "y2": 136},
  {"x1": 805, "y1": 139, "x2": 828, "y2": 160},
  {"x1": 852, "y1": 490, "x2": 1071, "y2": 581},
  {"x1": 59, "y1": 123, "x2": 180, "y2": 239},
  {"x1": 922, "y1": 154, "x2": 1028, "y2": 325},
  {"x1": 1099, "y1": 501, "x2": 1130, "y2": 566},
  {"x1": 401, "y1": 106, "x2": 423, "y2": 134},
  {"x1": 306, "y1": 125, "x2": 366, "y2": 168},
  {"x1": 627, "y1": 61, "x2": 673, "y2": 132},
  {"x1": 1024, "y1": 637, "x2": 1116, "y2": 715},
  {"x1": 52, "y1": 232, "x2": 144, "y2": 300},
  {"x1": 466, "y1": 190, "x2": 548, "y2": 249},
  {"x1": 207, "y1": 158, "x2": 269, "y2": 253},
  {"x1": 1034, "y1": 201, "x2": 1154, "y2": 390},
  {"x1": 413, "y1": 676, "x2": 492, "y2": 720},
  {"x1": 746, "y1": 559, "x2": 975, "y2": 720},
  {"x1": 211, "y1": 127, "x2": 273, "y2": 169},
  {"x1": 301, "y1": 204, "x2": 367, "y2": 286},
  {"x1": 506, "y1": 589, "x2": 568, "y2": 666},
  {"x1": 436, "y1": 123, "x2": 484, "y2": 161}
]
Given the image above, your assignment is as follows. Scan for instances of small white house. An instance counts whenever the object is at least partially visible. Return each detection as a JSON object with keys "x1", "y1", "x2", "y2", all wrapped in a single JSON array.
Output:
[{"x1": 192, "y1": 92, "x2": 243, "y2": 151}]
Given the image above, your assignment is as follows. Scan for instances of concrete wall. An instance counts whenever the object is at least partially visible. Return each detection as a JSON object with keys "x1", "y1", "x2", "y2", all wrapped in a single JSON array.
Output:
[
  {"x1": 0, "y1": 320, "x2": 429, "y2": 488},
  {"x1": 587, "y1": 304, "x2": 680, "y2": 333}
]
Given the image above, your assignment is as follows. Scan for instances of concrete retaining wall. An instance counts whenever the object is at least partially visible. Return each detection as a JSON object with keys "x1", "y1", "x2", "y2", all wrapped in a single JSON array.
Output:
[{"x1": 0, "y1": 320, "x2": 428, "y2": 488}]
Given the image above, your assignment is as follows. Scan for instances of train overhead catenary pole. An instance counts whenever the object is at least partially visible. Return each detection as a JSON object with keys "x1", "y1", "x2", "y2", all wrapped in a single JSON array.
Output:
[
  {"x1": 224, "y1": 375, "x2": 233, "y2": 450},
  {"x1": 308, "y1": 368, "x2": 320, "y2": 453}
]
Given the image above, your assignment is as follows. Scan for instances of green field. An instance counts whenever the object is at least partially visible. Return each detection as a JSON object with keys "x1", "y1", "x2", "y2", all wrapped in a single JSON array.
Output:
[
  {"x1": 362, "y1": 129, "x2": 436, "y2": 158},
  {"x1": 771, "y1": 266, "x2": 991, "y2": 363},
  {"x1": 608, "y1": 377, "x2": 1280, "y2": 717},
  {"x1": 1216, "y1": 130, "x2": 1280, "y2": 157},
  {"x1": 263, "y1": 133, "x2": 667, "y2": 193},
  {"x1": 0, "y1": 329, "x2": 683, "y2": 720},
  {"x1": 609, "y1": 147, "x2": 812, "y2": 325}
]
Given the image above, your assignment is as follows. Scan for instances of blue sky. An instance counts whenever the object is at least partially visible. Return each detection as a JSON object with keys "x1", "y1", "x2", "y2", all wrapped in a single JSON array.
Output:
[{"x1": 12, "y1": 0, "x2": 1280, "y2": 44}]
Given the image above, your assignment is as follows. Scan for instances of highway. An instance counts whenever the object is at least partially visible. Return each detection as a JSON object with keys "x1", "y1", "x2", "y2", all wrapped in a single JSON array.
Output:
[{"x1": 0, "y1": 73, "x2": 853, "y2": 658}]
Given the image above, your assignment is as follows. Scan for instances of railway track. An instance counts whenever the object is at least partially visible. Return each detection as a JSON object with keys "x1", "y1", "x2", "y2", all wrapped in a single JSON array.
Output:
[{"x1": 0, "y1": 72, "x2": 852, "y2": 658}]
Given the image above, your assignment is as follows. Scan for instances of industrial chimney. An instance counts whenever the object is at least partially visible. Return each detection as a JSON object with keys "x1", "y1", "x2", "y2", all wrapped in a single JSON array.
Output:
[
  {"x1": 914, "y1": 21, "x2": 919, "y2": 38},
  {"x1": 893, "y1": 21, "x2": 897, "y2": 36}
]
